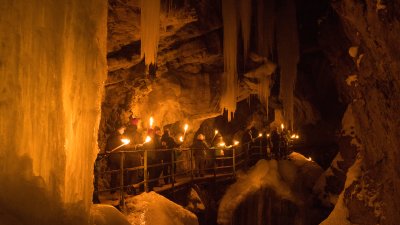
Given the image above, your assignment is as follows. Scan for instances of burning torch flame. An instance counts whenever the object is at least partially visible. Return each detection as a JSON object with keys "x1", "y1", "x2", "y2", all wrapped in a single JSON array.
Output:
[
  {"x1": 291, "y1": 134, "x2": 296, "y2": 139},
  {"x1": 267, "y1": 134, "x2": 270, "y2": 137},
  {"x1": 179, "y1": 136, "x2": 184, "y2": 142},
  {"x1": 149, "y1": 117, "x2": 154, "y2": 128},
  {"x1": 219, "y1": 142, "x2": 225, "y2": 147},
  {"x1": 233, "y1": 140, "x2": 239, "y2": 146},
  {"x1": 258, "y1": 133, "x2": 262, "y2": 137},
  {"x1": 215, "y1": 130, "x2": 219, "y2": 135},
  {"x1": 281, "y1": 123, "x2": 284, "y2": 130},
  {"x1": 145, "y1": 136, "x2": 151, "y2": 143},
  {"x1": 121, "y1": 138, "x2": 130, "y2": 145},
  {"x1": 295, "y1": 135, "x2": 299, "y2": 139},
  {"x1": 184, "y1": 124, "x2": 188, "y2": 132}
]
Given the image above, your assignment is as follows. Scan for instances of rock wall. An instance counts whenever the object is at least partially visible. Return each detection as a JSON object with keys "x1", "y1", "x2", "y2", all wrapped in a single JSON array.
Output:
[{"x1": 320, "y1": 1, "x2": 400, "y2": 224}]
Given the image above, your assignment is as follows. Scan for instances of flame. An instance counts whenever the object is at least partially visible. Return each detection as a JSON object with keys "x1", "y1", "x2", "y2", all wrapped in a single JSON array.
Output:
[
  {"x1": 281, "y1": 123, "x2": 284, "y2": 130},
  {"x1": 215, "y1": 130, "x2": 219, "y2": 135},
  {"x1": 184, "y1": 124, "x2": 189, "y2": 132},
  {"x1": 233, "y1": 140, "x2": 239, "y2": 145},
  {"x1": 295, "y1": 135, "x2": 299, "y2": 139},
  {"x1": 291, "y1": 134, "x2": 296, "y2": 139},
  {"x1": 219, "y1": 142, "x2": 225, "y2": 147},
  {"x1": 149, "y1": 117, "x2": 154, "y2": 128},
  {"x1": 258, "y1": 133, "x2": 262, "y2": 137},
  {"x1": 179, "y1": 136, "x2": 184, "y2": 142},
  {"x1": 307, "y1": 157, "x2": 312, "y2": 161},
  {"x1": 267, "y1": 134, "x2": 270, "y2": 137},
  {"x1": 121, "y1": 138, "x2": 130, "y2": 145},
  {"x1": 145, "y1": 136, "x2": 151, "y2": 143}
]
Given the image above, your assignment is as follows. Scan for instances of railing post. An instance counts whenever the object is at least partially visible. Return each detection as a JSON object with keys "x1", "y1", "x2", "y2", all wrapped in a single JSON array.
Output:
[
  {"x1": 171, "y1": 148, "x2": 175, "y2": 189},
  {"x1": 119, "y1": 152, "x2": 125, "y2": 209},
  {"x1": 190, "y1": 148, "x2": 194, "y2": 182},
  {"x1": 144, "y1": 149, "x2": 149, "y2": 192},
  {"x1": 232, "y1": 147, "x2": 236, "y2": 176}
]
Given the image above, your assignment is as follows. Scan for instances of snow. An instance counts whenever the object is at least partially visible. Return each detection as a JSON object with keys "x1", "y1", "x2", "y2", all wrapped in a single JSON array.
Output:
[
  {"x1": 319, "y1": 155, "x2": 362, "y2": 225},
  {"x1": 90, "y1": 205, "x2": 130, "y2": 225},
  {"x1": 0, "y1": 0, "x2": 107, "y2": 224},
  {"x1": 348, "y1": 46, "x2": 359, "y2": 58},
  {"x1": 346, "y1": 75, "x2": 358, "y2": 86},
  {"x1": 218, "y1": 152, "x2": 323, "y2": 225},
  {"x1": 141, "y1": 0, "x2": 161, "y2": 66},
  {"x1": 125, "y1": 192, "x2": 198, "y2": 225},
  {"x1": 221, "y1": 0, "x2": 239, "y2": 121},
  {"x1": 186, "y1": 188, "x2": 205, "y2": 212}
]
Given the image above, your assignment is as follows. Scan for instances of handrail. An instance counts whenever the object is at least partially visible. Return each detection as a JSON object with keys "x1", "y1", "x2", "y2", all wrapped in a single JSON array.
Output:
[{"x1": 93, "y1": 140, "x2": 286, "y2": 208}]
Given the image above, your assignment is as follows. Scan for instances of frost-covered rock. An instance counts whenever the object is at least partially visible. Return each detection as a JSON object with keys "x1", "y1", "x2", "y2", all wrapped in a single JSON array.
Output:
[
  {"x1": 90, "y1": 204, "x2": 130, "y2": 225},
  {"x1": 218, "y1": 153, "x2": 323, "y2": 225},
  {"x1": 125, "y1": 192, "x2": 198, "y2": 225}
]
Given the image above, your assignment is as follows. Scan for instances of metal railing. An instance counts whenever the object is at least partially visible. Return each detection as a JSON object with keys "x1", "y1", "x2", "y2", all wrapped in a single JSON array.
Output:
[{"x1": 93, "y1": 142, "x2": 273, "y2": 206}]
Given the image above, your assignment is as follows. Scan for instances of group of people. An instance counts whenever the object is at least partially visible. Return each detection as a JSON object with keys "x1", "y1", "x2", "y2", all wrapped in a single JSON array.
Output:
[
  {"x1": 102, "y1": 123, "x2": 181, "y2": 194},
  {"x1": 98, "y1": 122, "x2": 295, "y2": 197},
  {"x1": 241, "y1": 126, "x2": 293, "y2": 161}
]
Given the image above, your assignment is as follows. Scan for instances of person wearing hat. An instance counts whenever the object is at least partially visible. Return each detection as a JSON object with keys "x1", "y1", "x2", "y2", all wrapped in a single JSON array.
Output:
[
  {"x1": 105, "y1": 125, "x2": 127, "y2": 194},
  {"x1": 143, "y1": 126, "x2": 163, "y2": 190},
  {"x1": 191, "y1": 134, "x2": 210, "y2": 177}
]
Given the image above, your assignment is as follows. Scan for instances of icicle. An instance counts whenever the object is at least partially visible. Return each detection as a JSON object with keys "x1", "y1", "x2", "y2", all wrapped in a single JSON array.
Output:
[
  {"x1": 239, "y1": 0, "x2": 252, "y2": 62},
  {"x1": 141, "y1": 0, "x2": 161, "y2": 67},
  {"x1": 258, "y1": 74, "x2": 271, "y2": 119},
  {"x1": 276, "y1": 0, "x2": 299, "y2": 130},
  {"x1": 221, "y1": 0, "x2": 239, "y2": 121},
  {"x1": 257, "y1": 0, "x2": 275, "y2": 58}
]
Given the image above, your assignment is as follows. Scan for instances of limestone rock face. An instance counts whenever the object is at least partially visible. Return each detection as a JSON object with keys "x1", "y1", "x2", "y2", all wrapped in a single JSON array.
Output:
[{"x1": 320, "y1": 1, "x2": 400, "y2": 224}]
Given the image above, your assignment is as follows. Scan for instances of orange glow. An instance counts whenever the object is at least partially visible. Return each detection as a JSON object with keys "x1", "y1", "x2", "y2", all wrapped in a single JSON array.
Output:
[
  {"x1": 149, "y1": 117, "x2": 154, "y2": 128},
  {"x1": 267, "y1": 134, "x2": 270, "y2": 137},
  {"x1": 233, "y1": 140, "x2": 239, "y2": 145},
  {"x1": 179, "y1": 136, "x2": 184, "y2": 142},
  {"x1": 145, "y1": 136, "x2": 151, "y2": 143},
  {"x1": 215, "y1": 130, "x2": 219, "y2": 135},
  {"x1": 281, "y1": 123, "x2": 284, "y2": 130},
  {"x1": 307, "y1": 157, "x2": 312, "y2": 161},
  {"x1": 121, "y1": 138, "x2": 130, "y2": 145},
  {"x1": 184, "y1": 124, "x2": 189, "y2": 132},
  {"x1": 258, "y1": 133, "x2": 262, "y2": 137},
  {"x1": 219, "y1": 142, "x2": 225, "y2": 147}
]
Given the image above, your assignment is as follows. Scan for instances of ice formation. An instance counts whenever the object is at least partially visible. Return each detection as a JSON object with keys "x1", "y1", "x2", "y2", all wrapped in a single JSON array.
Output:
[
  {"x1": 255, "y1": 0, "x2": 276, "y2": 117},
  {"x1": 141, "y1": 0, "x2": 161, "y2": 66},
  {"x1": 125, "y1": 192, "x2": 199, "y2": 225},
  {"x1": 221, "y1": 0, "x2": 239, "y2": 121},
  {"x1": 0, "y1": 0, "x2": 107, "y2": 224},
  {"x1": 276, "y1": 0, "x2": 299, "y2": 130},
  {"x1": 256, "y1": 0, "x2": 275, "y2": 58},
  {"x1": 239, "y1": 0, "x2": 252, "y2": 62},
  {"x1": 217, "y1": 153, "x2": 323, "y2": 225},
  {"x1": 90, "y1": 205, "x2": 130, "y2": 225}
]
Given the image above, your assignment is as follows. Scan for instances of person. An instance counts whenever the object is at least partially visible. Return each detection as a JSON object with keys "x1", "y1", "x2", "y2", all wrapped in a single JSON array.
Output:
[
  {"x1": 211, "y1": 133, "x2": 224, "y2": 169},
  {"x1": 280, "y1": 129, "x2": 289, "y2": 159},
  {"x1": 143, "y1": 126, "x2": 163, "y2": 191},
  {"x1": 241, "y1": 129, "x2": 253, "y2": 167},
  {"x1": 270, "y1": 127, "x2": 280, "y2": 159},
  {"x1": 105, "y1": 125, "x2": 127, "y2": 194},
  {"x1": 123, "y1": 124, "x2": 143, "y2": 195},
  {"x1": 161, "y1": 129, "x2": 180, "y2": 184},
  {"x1": 191, "y1": 134, "x2": 210, "y2": 177}
]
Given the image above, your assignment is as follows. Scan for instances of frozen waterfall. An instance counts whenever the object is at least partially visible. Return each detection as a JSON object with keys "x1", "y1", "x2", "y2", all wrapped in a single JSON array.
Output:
[
  {"x1": 0, "y1": 0, "x2": 107, "y2": 224},
  {"x1": 141, "y1": 0, "x2": 161, "y2": 67},
  {"x1": 221, "y1": 0, "x2": 239, "y2": 121}
]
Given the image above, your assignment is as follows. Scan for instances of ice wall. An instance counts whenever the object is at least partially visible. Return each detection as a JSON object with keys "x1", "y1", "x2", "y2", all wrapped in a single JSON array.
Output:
[
  {"x1": 221, "y1": 0, "x2": 239, "y2": 121},
  {"x1": 0, "y1": 0, "x2": 107, "y2": 224},
  {"x1": 141, "y1": 0, "x2": 161, "y2": 66},
  {"x1": 276, "y1": 0, "x2": 299, "y2": 130}
]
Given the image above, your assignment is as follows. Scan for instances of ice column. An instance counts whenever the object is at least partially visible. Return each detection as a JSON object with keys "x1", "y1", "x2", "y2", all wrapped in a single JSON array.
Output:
[
  {"x1": 239, "y1": 0, "x2": 252, "y2": 62},
  {"x1": 256, "y1": 0, "x2": 276, "y2": 117},
  {"x1": 276, "y1": 0, "x2": 299, "y2": 130},
  {"x1": 141, "y1": 0, "x2": 161, "y2": 67},
  {"x1": 0, "y1": 0, "x2": 107, "y2": 224},
  {"x1": 221, "y1": 0, "x2": 239, "y2": 121}
]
